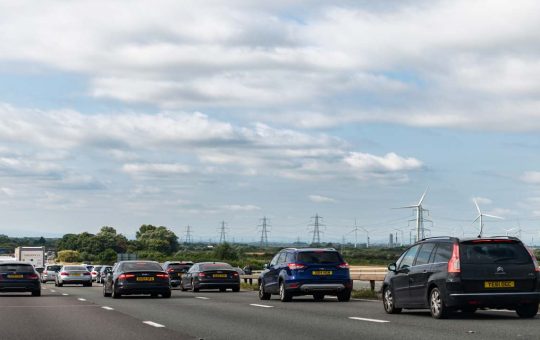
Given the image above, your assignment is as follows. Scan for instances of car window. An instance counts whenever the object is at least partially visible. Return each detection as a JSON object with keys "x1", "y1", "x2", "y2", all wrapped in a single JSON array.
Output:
[
  {"x1": 65, "y1": 266, "x2": 87, "y2": 271},
  {"x1": 269, "y1": 253, "x2": 280, "y2": 266},
  {"x1": 276, "y1": 252, "x2": 287, "y2": 265},
  {"x1": 432, "y1": 243, "x2": 453, "y2": 263},
  {"x1": 297, "y1": 251, "x2": 342, "y2": 264},
  {"x1": 168, "y1": 264, "x2": 192, "y2": 272},
  {"x1": 120, "y1": 262, "x2": 163, "y2": 271},
  {"x1": 0, "y1": 264, "x2": 35, "y2": 273},
  {"x1": 285, "y1": 252, "x2": 295, "y2": 263},
  {"x1": 415, "y1": 243, "x2": 436, "y2": 266},
  {"x1": 46, "y1": 265, "x2": 62, "y2": 272},
  {"x1": 460, "y1": 241, "x2": 531, "y2": 264},
  {"x1": 200, "y1": 263, "x2": 232, "y2": 271},
  {"x1": 188, "y1": 265, "x2": 198, "y2": 273},
  {"x1": 398, "y1": 245, "x2": 421, "y2": 270}
]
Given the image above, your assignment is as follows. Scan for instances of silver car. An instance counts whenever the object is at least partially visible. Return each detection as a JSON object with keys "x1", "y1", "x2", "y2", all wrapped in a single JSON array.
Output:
[
  {"x1": 41, "y1": 264, "x2": 62, "y2": 283},
  {"x1": 55, "y1": 265, "x2": 92, "y2": 287}
]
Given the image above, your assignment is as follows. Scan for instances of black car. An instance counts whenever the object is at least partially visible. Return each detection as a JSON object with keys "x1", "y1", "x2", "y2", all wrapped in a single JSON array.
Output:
[
  {"x1": 162, "y1": 261, "x2": 193, "y2": 287},
  {"x1": 103, "y1": 260, "x2": 171, "y2": 298},
  {"x1": 258, "y1": 248, "x2": 352, "y2": 302},
  {"x1": 382, "y1": 236, "x2": 540, "y2": 319},
  {"x1": 0, "y1": 261, "x2": 41, "y2": 296},
  {"x1": 181, "y1": 262, "x2": 240, "y2": 292}
]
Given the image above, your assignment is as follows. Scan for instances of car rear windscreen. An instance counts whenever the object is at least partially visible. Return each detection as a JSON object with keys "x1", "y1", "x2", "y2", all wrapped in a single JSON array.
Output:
[
  {"x1": 169, "y1": 264, "x2": 192, "y2": 271},
  {"x1": 200, "y1": 263, "x2": 232, "y2": 271},
  {"x1": 121, "y1": 262, "x2": 163, "y2": 271},
  {"x1": 460, "y1": 241, "x2": 532, "y2": 264},
  {"x1": 47, "y1": 265, "x2": 62, "y2": 272},
  {"x1": 0, "y1": 264, "x2": 35, "y2": 273},
  {"x1": 65, "y1": 266, "x2": 88, "y2": 271},
  {"x1": 297, "y1": 251, "x2": 342, "y2": 264}
]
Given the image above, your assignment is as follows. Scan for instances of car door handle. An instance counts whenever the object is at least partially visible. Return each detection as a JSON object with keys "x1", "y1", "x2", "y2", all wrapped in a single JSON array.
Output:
[{"x1": 423, "y1": 270, "x2": 427, "y2": 273}]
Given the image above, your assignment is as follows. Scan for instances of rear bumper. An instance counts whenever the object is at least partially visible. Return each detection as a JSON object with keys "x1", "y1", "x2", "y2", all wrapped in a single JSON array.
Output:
[
  {"x1": 59, "y1": 277, "x2": 92, "y2": 284},
  {"x1": 117, "y1": 284, "x2": 170, "y2": 295},
  {"x1": 286, "y1": 280, "x2": 352, "y2": 295},
  {"x1": 198, "y1": 281, "x2": 240, "y2": 289},
  {"x1": 0, "y1": 282, "x2": 40, "y2": 292},
  {"x1": 447, "y1": 292, "x2": 540, "y2": 308},
  {"x1": 300, "y1": 284, "x2": 346, "y2": 292}
]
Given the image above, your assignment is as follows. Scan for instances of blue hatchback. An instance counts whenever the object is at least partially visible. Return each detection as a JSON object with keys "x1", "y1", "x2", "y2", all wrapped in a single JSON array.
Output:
[{"x1": 258, "y1": 248, "x2": 352, "y2": 302}]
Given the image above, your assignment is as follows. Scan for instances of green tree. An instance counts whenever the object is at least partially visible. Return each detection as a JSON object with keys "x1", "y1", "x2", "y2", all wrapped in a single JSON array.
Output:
[
  {"x1": 213, "y1": 243, "x2": 239, "y2": 261},
  {"x1": 97, "y1": 248, "x2": 117, "y2": 264},
  {"x1": 57, "y1": 250, "x2": 81, "y2": 263},
  {"x1": 136, "y1": 225, "x2": 179, "y2": 254}
]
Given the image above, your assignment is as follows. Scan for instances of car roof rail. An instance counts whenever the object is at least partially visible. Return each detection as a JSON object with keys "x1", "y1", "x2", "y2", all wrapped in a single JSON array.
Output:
[{"x1": 419, "y1": 236, "x2": 457, "y2": 242}]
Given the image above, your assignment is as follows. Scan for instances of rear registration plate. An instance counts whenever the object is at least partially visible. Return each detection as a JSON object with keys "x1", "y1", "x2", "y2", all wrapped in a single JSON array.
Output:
[
  {"x1": 72, "y1": 273, "x2": 81, "y2": 277},
  {"x1": 7, "y1": 274, "x2": 23, "y2": 279},
  {"x1": 136, "y1": 277, "x2": 154, "y2": 281},
  {"x1": 484, "y1": 281, "x2": 515, "y2": 288},
  {"x1": 312, "y1": 271, "x2": 333, "y2": 276},
  {"x1": 213, "y1": 274, "x2": 228, "y2": 278}
]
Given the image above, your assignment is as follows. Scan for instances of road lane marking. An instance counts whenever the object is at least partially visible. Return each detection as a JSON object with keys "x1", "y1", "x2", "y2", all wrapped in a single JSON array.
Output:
[
  {"x1": 102, "y1": 306, "x2": 114, "y2": 311},
  {"x1": 353, "y1": 298, "x2": 379, "y2": 302},
  {"x1": 349, "y1": 317, "x2": 389, "y2": 323},
  {"x1": 250, "y1": 304, "x2": 274, "y2": 308},
  {"x1": 143, "y1": 321, "x2": 165, "y2": 328},
  {"x1": 50, "y1": 290, "x2": 56, "y2": 293},
  {"x1": 62, "y1": 293, "x2": 69, "y2": 296},
  {"x1": 78, "y1": 298, "x2": 87, "y2": 301},
  {"x1": 195, "y1": 297, "x2": 210, "y2": 300}
]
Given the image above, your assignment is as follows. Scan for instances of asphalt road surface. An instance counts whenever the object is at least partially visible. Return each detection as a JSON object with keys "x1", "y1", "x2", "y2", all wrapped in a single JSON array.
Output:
[{"x1": 1, "y1": 283, "x2": 539, "y2": 340}]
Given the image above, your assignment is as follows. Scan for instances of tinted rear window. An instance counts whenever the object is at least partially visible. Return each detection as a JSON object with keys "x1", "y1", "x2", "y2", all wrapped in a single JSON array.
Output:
[
  {"x1": 199, "y1": 263, "x2": 232, "y2": 271},
  {"x1": 297, "y1": 251, "x2": 342, "y2": 264},
  {"x1": 460, "y1": 241, "x2": 532, "y2": 264},
  {"x1": 169, "y1": 264, "x2": 192, "y2": 271},
  {"x1": 65, "y1": 266, "x2": 87, "y2": 271},
  {"x1": 93, "y1": 266, "x2": 102, "y2": 271},
  {"x1": 121, "y1": 262, "x2": 162, "y2": 271},
  {"x1": 46, "y1": 265, "x2": 62, "y2": 272},
  {"x1": 0, "y1": 264, "x2": 35, "y2": 273}
]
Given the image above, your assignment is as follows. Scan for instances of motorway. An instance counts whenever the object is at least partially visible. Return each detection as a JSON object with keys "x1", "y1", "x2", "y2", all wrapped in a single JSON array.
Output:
[{"x1": 1, "y1": 284, "x2": 539, "y2": 340}]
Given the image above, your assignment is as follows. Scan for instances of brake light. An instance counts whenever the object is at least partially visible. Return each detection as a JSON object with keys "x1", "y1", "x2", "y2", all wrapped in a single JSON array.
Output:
[
  {"x1": 527, "y1": 248, "x2": 540, "y2": 272},
  {"x1": 338, "y1": 262, "x2": 349, "y2": 269},
  {"x1": 92, "y1": 271, "x2": 97, "y2": 275},
  {"x1": 287, "y1": 263, "x2": 306, "y2": 270},
  {"x1": 167, "y1": 268, "x2": 174, "y2": 273},
  {"x1": 26, "y1": 273, "x2": 39, "y2": 280},
  {"x1": 118, "y1": 274, "x2": 135, "y2": 280},
  {"x1": 448, "y1": 243, "x2": 460, "y2": 273},
  {"x1": 83, "y1": 272, "x2": 91, "y2": 276},
  {"x1": 232, "y1": 272, "x2": 239, "y2": 277},
  {"x1": 156, "y1": 273, "x2": 169, "y2": 279},
  {"x1": 198, "y1": 272, "x2": 206, "y2": 277},
  {"x1": 60, "y1": 272, "x2": 69, "y2": 276}
]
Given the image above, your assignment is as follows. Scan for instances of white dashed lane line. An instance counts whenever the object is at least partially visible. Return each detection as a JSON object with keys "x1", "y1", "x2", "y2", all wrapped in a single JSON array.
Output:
[
  {"x1": 349, "y1": 317, "x2": 389, "y2": 323},
  {"x1": 143, "y1": 321, "x2": 165, "y2": 328},
  {"x1": 101, "y1": 306, "x2": 114, "y2": 311},
  {"x1": 78, "y1": 298, "x2": 87, "y2": 301},
  {"x1": 250, "y1": 304, "x2": 274, "y2": 308},
  {"x1": 62, "y1": 293, "x2": 69, "y2": 296},
  {"x1": 50, "y1": 290, "x2": 56, "y2": 293},
  {"x1": 195, "y1": 297, "x2": 210, "y2": 300}
]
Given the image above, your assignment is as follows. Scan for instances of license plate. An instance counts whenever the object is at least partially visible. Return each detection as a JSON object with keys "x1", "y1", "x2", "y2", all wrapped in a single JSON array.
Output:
[
  {"x1": 213, "y1": 274, "x2": 228, "y2": 278},
  {"x1": 7, "y1": 274, "x2": 23, "y2": 279},
  {"x1": 484, "y1": 281, "x2": 515, "y2": 288},
  {"x1": 312, "y1": 271, "x2": 333, "y2": 276},
  {"x1": 136, "y1": 277, "x2": 154, "y2": 281},
  {"x1": 72, "y1": 273, "x2": 81, "y2": 276}
]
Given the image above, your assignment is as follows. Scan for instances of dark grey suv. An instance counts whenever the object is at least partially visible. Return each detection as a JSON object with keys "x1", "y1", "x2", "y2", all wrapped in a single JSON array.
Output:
[{"x1": 382, "y1": 236, "x2": 540, "y2": 319}]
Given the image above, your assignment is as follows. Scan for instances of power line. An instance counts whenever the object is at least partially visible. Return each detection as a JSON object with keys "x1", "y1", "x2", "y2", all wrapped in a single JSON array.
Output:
[
  {"x1": 258, "y1": 216, "x2": 270, "y2": 248},
  {"x1": 218, "y1": 221, "x2": 228, "y2": 244},
  {"x1": 184, "y1": 225, "x2": 193, "y2": 244},
  {"x1": 309, "y1": 214, "x2": 325, "y2": 245}
]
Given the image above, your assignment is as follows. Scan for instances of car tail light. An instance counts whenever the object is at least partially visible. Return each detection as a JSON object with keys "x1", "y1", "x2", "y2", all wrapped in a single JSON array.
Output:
[
  {"x1": 198, "y1": 272, "x2": 206, "y2": 277},
  {"x1": 118, "y1": 274, "x2": 135, "y2": 280},
  {"x1": 167, "y1": 268, "x2": 175, "y2": 273},
  {"x1": 287, "y1": 263, "x2": 306, "y2": 270},
  {"x1": 527, "y1": 248, "x2": 540, "y2": 272},
  {"x1": 83, "y1": 272, "x2": 91, "y2": 276},
  {"x1": 156, "y1": 273, "x2": 169, "y2": 279},
  {"x1": 26, "y1": 273, "x2": 39, "y2": 280},
  {"x1": 338, "y1": 262, "x2": 349, "y2": 269},
  {"x1": 60, "y1": 272, "x2": 69, "y2": 276},
  {"x1": 92, "y1": 271, "x2": 97, "y2": 275},
  {"x1": 232, "y1": 272, "x2": 239, "y2": 277},
  {"x1": 447, "y1": 243, "x2": 461, "y2": 273}
]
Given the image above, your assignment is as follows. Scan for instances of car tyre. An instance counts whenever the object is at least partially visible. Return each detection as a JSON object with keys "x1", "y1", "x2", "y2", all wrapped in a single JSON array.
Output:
[
  {"x1": 219, "y1": 288, "x2": 226, "y2": 292},
  {"x1": 279, "y1": 281, "x2": 292, "y2": 302},
  {"x1": 232, "y1": 285, "x2": 240, "y2": 293},
  {"x1": 313, "y1": 293, "x2": 325, "y2": 301},
  {"x1": 429, "y1": 287, "x2": 448, "y2": 319},
  {"x1": 112, "y1": 285, "x2": 121, "y2": 299},
  {"x1": 191, "y1": 280, "x2": 199, "y2": 292},
  {"x1": 516, "y1": 303, "x2": 538, "y2": 318},
  {"x1": 31, "y1": 290, "x2": 41, "y2": 297},
  {"x1": 180, "y1": 282, "x2": 187, "y2": 291},
  {"x1": 259, "y1": 282, "x2": 271, "y2": 300},
  {"x1": 383, "y1": 287, "x2": 401, "y2": 313},
  {"x1": 337, "y1": 290, "x2": 351, "y2": 302},
  {"x1": 57, "y1": 281, "x2": 63, "y2": 287},
  {"x1": 162, "y1": 291, "x2": 171, "y2": 298},
  {"x1": 103, "y1": 285, "x2": 111, "y2": 297}
]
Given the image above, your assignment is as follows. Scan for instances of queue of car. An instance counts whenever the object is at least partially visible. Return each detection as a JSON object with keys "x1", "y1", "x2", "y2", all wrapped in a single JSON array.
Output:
[{"x1": 2, "y1": 237, "x2": 540, "y2": 321}]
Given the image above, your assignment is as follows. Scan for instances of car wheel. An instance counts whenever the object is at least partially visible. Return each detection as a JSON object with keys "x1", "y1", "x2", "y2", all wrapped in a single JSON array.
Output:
[
  {"x1": 516, "y1": 303, "x2": 538, "y2": 318},
  {"x1": 429, "y1": 287, "x2": 448, "y2": 319},
  {"x1": 191, "y1": 280, "x2": 199, "y2": 292},
  {"x1": 259, "y1": 282, "x2": 271, "y2": 300},
  {"x1": 57, "y1": 281, "x2": 63, "y2": 287},
  {"x1": 180, "y1": 282, "x2": 187, "y2": 292},
  {"x1": 112, "y1": 284, "x2": 121, "y2": 299},
  {"x1": 337, "y1": 290, "x2": 351, "y2": 302},
  {"x1": 219, "y1": 288, "x2": 226, "y2": 292},
  {"x1": 383, "y1": 287, "x2": 401, "y2": 313},
  {"x1": 103, "y1": 285, "x2": 111, "y2": 297},
  {"x1": 31, "y1": 290, "x2": 41, "y2": 297},
  {"x1": 232, "y1": 285, "x2": 240, "y2": 293},
  {"x1": 279, "y1": 281, "x2": 292, "y2": 302},
  {"x1": 54, "y1": 281, "x2": 58, "y2": 287},
  {"x1": 313, "y1": 293, "x2": 325, "y2": 301},
  {"x1": 162, "y1": 291, "x2": 171, "y2": 298}
]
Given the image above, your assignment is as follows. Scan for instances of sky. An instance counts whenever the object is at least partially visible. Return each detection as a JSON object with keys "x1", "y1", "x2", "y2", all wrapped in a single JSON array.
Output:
[{"x1": 1, "y1": 0, "x2": 540, "y2": 244}]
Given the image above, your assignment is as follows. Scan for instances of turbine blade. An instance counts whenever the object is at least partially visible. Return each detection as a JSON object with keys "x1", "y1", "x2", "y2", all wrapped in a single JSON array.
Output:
[
  {"x1": 418, "y1": 187, "x2": 429, "y2": 206},
  {"x1": 483, "y1": 214, "x2": 504, "y2": 220},
  {"x1": 392, "y1": 205, "x2": 418, "y2": 209},
  {"x1": 474, "y1": 199, "x2": 481, "y2": 214},
  {"x1": 473, "y1": 215, "x2": 481, "y2": 223}
]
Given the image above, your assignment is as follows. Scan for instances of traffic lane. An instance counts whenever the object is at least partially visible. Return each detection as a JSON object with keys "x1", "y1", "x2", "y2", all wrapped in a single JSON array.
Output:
[
  {"x1": 50, "y1": 285, "x2": 540, "y2": 340},
  {"x1": 0, "y1": 288, "x2": 189, "y2": 340}
]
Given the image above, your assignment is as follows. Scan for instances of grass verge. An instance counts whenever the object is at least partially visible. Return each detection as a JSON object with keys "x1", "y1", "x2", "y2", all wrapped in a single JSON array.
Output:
[{"x1": 351, "y1": 288, "x2": 380, "y2": 300}]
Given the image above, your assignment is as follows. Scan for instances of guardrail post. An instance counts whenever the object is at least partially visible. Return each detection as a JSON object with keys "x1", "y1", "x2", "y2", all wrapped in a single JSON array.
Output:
[{"x1": 370, "y1": 280, "x2": 375, "y2": 291}]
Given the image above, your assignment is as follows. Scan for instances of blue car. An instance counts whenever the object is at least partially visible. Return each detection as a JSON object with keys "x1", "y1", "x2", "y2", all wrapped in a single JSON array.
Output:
[{"x1": 258, "y1": 248, "x2": 352, "y2": 302}]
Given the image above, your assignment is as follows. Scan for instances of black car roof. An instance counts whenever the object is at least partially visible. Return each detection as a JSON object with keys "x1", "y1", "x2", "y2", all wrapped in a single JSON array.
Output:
[{"x1": 282, "y1": 248, "x2": 337, "y2": 252}]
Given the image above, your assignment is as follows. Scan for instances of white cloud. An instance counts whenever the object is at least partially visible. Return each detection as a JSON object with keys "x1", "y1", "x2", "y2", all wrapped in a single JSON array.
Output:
[
  {"x1": 308, "y1": 195, "x2": 336, "y2": 203},
  {"x1": 521, "y1": 171, "x2": 540, "y2": 184},
  {"x1": 122, "y1": 163, "x2": 191, "y2": 175},
  {"x1": 221, "y1": 204, "x2": 261, "y2": 211},
  {"x1": 344, "y1": 152, "x2": 422, "y2": 173},
  {"x1": 472, "y1": 197, "x2": 492, "y2": 205}
]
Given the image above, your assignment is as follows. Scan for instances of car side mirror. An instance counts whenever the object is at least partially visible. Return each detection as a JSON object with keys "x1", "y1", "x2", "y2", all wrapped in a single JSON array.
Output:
[
  {"x1": 388, "y1": 263, "x2": 397, "y2": 272},
  {"x1": 263, "y1": 263, "x2": 269, "y2": 269}
]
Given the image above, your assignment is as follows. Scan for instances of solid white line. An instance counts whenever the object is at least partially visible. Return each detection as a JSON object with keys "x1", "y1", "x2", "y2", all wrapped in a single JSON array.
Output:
[
  {"x1": 195, "y1": 296, "x2": 210, "y2": 300},
  {"x1": 102, "y1": 306, "x2": 114, "y2": 311},
  {"x1": 62, "y1": 293, "x2": 69, "y2": 296},
  {"x1": 143, "y1": 321, "x2": 165, "y2": 328},
  {"x1": 50, "y1": 290, "x2": 56, "y2": 293},
  {"x1": 78, "y1": 298, "x2": 87, "y2": 301},
  {"x1": 250, "y1": 304, "x2": 274, "y2": 308},
  {"x1": 349, "y1": 317, "x2": 389, "y2": 323},
  {"x1": 352, "y1": 298, "x2": 379, "y2": 302}
]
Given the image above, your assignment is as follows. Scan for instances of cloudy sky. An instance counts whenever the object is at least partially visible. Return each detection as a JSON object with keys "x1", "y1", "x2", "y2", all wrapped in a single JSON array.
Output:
[{"x1": 1, "y1": 0, "x2": 540, "y2": 243}]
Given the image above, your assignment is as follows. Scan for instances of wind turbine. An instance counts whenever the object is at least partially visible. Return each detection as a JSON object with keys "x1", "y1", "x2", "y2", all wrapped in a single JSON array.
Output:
[
  {"x1": 396, "y1": 188, "x2": 429, "y2": 242},
  {"x1": 503, "y1": 227, "x2": 517, "y2": 237},
  {"x1": 473, "y1": 199, "x2": 503, "y2": 238}
]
